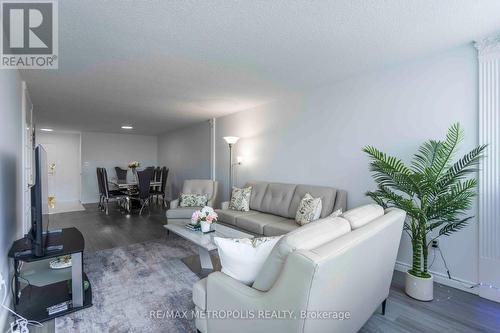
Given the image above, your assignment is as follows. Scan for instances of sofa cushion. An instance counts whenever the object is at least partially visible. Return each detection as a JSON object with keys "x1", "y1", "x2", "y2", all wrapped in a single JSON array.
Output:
[
  {"x1": 342, "y1": 204, "x2": 384, "y2": 230},
  {"x1": 215, "y1": 209, "x2": 259, "y2": 226},
  {"x1": 166, "y1": 207, "x2": 202, "y2": 219},
  {"x1": 235, "y1": 213, "x2": 288, "y2": 234},
  {"x1": 245, "y1": 181, "x2": 269, "y2": 211},
  {"x1": 288, "y1": 184, "x2": 337, "y2": 219},
  {"x1": 193, "y1": 278, "x2": 207, "y2": 310},
  {"x1": 260, "y1": 183, "x2": 296, "y2": 217},
  {"x1": 263, "y1": 219, "x2": 299, "y2": 236},
  {"x1": 252, "y1": 216, "x2": 351, "y2": 291},
  {"x1": 214, "y1": 236, "x2": 282, "y2": 285}
]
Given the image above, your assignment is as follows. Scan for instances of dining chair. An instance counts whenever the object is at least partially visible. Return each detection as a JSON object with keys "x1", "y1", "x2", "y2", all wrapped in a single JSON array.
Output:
[
  {"x1": 115, "y1": 167, "x2": 128, "y2": 181},
  {"x1": 159, "y1": 167, "x2": 169, "y2": 207},
  {"x1": 101, "y1": 168, "x2": 127, "y2": 214},
  {"x1": 154, "y1": 167, "x2": 162, "y2": 196},
  {"x1": 151, "y1": 167, "x2": 169, "y2": 207},
  {"x1": 96, "y1": 168, "x2": 104, "y2": 210},
  {"x1": 131, "y1": 168, "x2": 155, "y2": 215}
]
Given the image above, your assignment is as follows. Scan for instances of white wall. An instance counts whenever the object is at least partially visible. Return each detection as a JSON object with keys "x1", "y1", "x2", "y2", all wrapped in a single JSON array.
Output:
[
  {"x1": 36, "y1": 131, "x2": 81, "y2": 203},
  {"x1": 157, "y1": 121, "x2": 211, "y2": 199},
  {"x1": 0, "y1": 71, "x2": 23, "y2": 329},
  {"x1": 81, "y1": 132, "x2": 158, "y2": 203},
  {"x1": 213, "y1": 45, "x2": 479, "y2": 286}
]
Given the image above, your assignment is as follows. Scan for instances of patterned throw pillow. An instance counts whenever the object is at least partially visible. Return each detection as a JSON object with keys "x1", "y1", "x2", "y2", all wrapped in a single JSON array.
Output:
[
  {"x1": 295, "y1": 193, "x2": 322, "y2": 225},
  {"x1": 229, "y1": 186, "x2": 252, "y2": 211},
  {"x1": 179, "y1": 193, "x2": 208, "y2": 207}
]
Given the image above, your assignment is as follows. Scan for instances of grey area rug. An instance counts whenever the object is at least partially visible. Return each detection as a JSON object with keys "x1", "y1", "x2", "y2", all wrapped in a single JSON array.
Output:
[{"x1": 55, "y1": 236, "x2": 200, "y2": 333}]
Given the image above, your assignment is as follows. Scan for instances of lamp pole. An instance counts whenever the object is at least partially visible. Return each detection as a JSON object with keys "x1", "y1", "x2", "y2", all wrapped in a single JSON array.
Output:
[
  {"x1": 223, "y1": 136, "x2": 240, "y2": 199},
  {"x1": 228, "y1": 143, "x2": 233, "y2": 193}
]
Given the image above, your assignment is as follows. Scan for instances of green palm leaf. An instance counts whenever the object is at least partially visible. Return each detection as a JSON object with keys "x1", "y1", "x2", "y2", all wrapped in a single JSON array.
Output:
[
  {"x1": 428, "y1": 123, "x2": 463, "y2": 180},
  {"x1": 438, "y1": 216, "x2": 474, "y2": 236},
  {"x1": 438, "y1": 145, "x2": 487, "y2": 188}
]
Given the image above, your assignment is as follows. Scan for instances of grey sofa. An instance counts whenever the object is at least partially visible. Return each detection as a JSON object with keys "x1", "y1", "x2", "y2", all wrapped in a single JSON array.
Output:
[
  {"x1": 215, "y1": 181, "x2": 347, "y2": 236},
  {"x1": 166, "y1": 179, "x2": 218, "y2": 219}
]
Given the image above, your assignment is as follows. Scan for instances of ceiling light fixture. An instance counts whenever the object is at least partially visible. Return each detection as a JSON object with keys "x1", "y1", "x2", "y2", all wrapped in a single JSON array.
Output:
[
  {"x1": 40, "y1": 128, "x2": 53, "y2": 132},
  {"x1": 121, "y1": 125, "x2": 133, "y2": 130}
]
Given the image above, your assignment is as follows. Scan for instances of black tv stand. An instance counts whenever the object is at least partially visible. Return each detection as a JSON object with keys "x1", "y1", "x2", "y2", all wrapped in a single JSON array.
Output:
[
  {"x1": 13, "y1": 244, "x2": 64, "y2": 258},
  {"x1": 8, "y1": 227, "x2": 92, "y2": 322}
]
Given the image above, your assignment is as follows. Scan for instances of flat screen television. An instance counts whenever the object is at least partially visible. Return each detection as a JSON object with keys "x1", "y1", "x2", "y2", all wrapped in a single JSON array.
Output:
[{"x1": 30, "y1": 145, "x2": 49, "y2": 257}]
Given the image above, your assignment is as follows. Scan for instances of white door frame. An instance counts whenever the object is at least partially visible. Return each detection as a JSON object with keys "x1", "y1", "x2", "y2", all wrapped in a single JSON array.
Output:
[{"x1": 21, "y1": 81, "x2": 34, "y2": 236}]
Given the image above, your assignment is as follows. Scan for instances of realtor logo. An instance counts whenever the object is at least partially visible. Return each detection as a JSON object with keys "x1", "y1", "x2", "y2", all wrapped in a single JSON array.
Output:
[{"x1": 1, "y1": 0, "x2": 58, "y2": 69}]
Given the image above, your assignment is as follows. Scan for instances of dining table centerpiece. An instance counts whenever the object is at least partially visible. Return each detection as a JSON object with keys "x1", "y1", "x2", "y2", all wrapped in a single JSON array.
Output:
[
  {"x1": 128, "y1": 161, "x2": 140, "y2": 181},
  {"x1": 191, "y1": 206, "x2": 218, "y2": 233}
]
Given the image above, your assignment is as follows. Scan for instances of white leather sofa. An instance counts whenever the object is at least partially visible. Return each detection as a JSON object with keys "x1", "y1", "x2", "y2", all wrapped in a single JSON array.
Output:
[
  {"x1": 166, "y1": 179, "x2": 218, "y2": 219},
  {"x1": 192, "y1": 204, "x2": 405, "y2": 333}
]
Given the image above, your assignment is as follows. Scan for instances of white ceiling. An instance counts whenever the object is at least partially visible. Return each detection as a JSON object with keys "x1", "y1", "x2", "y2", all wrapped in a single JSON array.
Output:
[{"x1": 22, "y1": 0, "x2": 500, "y2": 135}]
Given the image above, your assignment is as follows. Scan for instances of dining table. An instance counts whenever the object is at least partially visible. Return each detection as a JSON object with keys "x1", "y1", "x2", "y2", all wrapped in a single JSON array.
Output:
[
  {"x1": 108, "y1": 179, "x2": 161, "y2": 189},
  {"x1": 107, "y1": 179, "x2": 162, "y2": 213}
]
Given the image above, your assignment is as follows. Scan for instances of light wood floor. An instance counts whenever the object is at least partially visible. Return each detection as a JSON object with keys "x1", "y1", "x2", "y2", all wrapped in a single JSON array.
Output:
[{"x1": 28, "y1": 203, "x2": 500, "y2": 332}]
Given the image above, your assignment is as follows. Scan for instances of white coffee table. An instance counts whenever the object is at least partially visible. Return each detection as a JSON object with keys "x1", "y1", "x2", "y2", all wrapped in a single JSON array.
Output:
[{"x1": 164, "y1": 219, "x2": 254, "y2": 270}]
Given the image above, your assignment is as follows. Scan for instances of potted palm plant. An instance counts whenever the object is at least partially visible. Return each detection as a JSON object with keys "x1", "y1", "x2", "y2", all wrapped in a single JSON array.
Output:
[{"x1": 363, "y1": 123, "x2": 486, "y2": 301}]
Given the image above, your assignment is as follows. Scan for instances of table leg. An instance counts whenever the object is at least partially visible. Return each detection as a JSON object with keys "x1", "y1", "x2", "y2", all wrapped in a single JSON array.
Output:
[
  {"x1": 71, "y1": 252, "x2": 84, "y2": 307},
  {"x1": 198, "y1": 247, "x2": 213, "y2": 270},
  {"x1": 14, "y1": 259, "x2": 19, "y2": 305}
]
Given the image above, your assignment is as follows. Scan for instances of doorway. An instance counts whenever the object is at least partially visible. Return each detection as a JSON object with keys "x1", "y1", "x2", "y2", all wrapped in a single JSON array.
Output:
[{"x1": 36, "y1": 131, "x2": 84, "y2": 214}]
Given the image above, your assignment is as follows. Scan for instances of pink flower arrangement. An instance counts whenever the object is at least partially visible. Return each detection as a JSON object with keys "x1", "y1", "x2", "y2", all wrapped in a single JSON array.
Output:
[{"x1": 191, "y1": 206, "x2": 218, "y2": 226}]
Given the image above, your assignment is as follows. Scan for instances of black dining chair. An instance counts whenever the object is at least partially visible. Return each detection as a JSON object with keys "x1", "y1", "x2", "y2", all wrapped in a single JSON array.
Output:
[
  {"x1": 151, "y1": 167, "x2": 161, "y2": 203},
  {"x1": 100, "y1": 168, "x2": 127, "y2": 214},
  {"x1": 115, "y1": 167, "x2": 128, "y2": 181},
  {"x1": 96, "y1": 168, "x2": 104, "y2": 210},
  {"x1": 152, "y1": 167, "x2": 169, "y2": 207},
  {"x1": 131, "y1": 168, "x2": 155, "y2": 215}
]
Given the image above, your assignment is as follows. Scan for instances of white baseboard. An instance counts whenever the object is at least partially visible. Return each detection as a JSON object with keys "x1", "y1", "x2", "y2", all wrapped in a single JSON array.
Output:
[{"x1": 394, "y1": 261, "x2": 478, "y2": 295}]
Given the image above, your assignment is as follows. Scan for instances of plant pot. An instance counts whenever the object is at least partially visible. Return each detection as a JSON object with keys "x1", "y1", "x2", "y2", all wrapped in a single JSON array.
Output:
[
  {"x1": 405, "y1": 271, "x2": 433, "y2": 301},
  {"x1": 200, "y1": 221, "x2": 212, "y2": 233}
]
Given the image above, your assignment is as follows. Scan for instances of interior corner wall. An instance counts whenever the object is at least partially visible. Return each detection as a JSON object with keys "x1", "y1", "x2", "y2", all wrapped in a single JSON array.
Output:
[
  {"x1": 0, "y1": 70, "x2": 23, "y2": 330},
  {"x1": 80, "y1": 132, "x2": 158, "y2": 203},
  {"x1": 214, "y1": 45, "x2": 479, "y2": 286},
  {"x1": 157, "y1": 121, "x2": 211, "y2": 200}
]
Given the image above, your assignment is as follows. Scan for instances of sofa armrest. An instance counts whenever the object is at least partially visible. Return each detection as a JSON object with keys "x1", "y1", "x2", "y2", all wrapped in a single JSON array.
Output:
[
  {"x1": 207, "y1": 272, "x2": 264, "y2": 302},
  {"x1": 221, "y1": 201, "x2": 229, "y2": 210},
  {"x1": 205, "y1": 253, "x2": 315, "y2": 333},
  {"x1": 170, "y1": 199, "x2": 179, "y2": 209}
]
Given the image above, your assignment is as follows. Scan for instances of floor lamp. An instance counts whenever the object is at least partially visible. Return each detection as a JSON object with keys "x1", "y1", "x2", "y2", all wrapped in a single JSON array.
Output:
[{"x1": 223, "y1": 136, "x2": 240, "y2": 197}]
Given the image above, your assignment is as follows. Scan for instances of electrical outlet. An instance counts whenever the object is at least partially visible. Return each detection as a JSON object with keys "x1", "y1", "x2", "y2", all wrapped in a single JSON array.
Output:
[{"x1": 432, "y1": 240, "x2": 439, "y2": 248}]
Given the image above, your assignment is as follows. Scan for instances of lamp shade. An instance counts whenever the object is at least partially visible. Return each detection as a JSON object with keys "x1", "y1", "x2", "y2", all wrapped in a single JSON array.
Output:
[{"x1": 223, "y1": 136, "x2": 240, "y2": 145}]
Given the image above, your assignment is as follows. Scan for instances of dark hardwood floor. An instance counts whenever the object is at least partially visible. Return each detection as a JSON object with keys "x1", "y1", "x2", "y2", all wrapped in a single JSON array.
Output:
[
  {"x1": 29, "y1": 203, "x2": 500, "y2": 332},
  {"x1": 47, "y1": 202, "x2": 169, "y2": 252}
]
